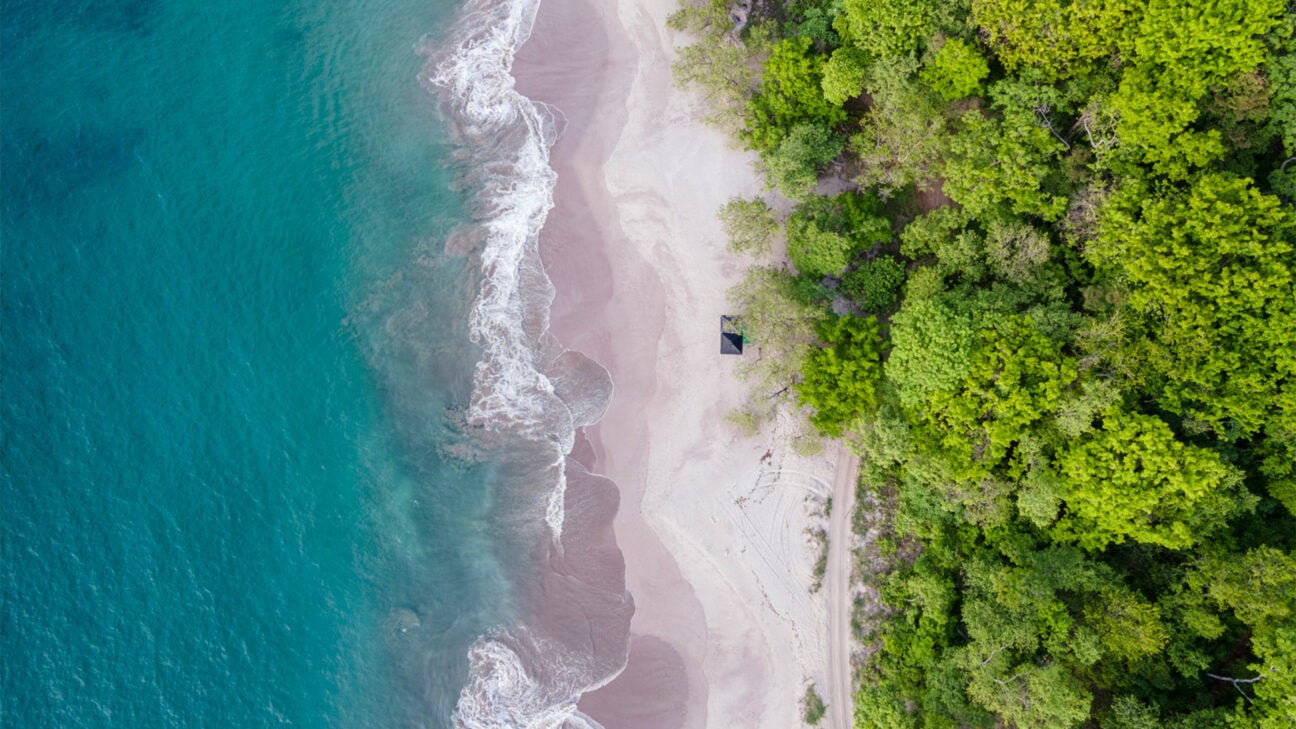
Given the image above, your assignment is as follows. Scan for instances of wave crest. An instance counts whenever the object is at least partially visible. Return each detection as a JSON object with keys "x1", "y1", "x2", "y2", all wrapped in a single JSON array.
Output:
[
  {"x1": 420, "y1": 0, "x2": 631, "y2": 725},
  {"x1": 420, "y1": 0, "x2": 573, "y2": 448},
  {"x1": 454, "y1": 633, "x2": 607, "y2": 729}
]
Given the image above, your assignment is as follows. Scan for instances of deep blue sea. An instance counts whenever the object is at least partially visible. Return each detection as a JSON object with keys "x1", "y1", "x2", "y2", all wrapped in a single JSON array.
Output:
[{"x1": 0, "y1": 0, "x2": 552, "y2": 726}]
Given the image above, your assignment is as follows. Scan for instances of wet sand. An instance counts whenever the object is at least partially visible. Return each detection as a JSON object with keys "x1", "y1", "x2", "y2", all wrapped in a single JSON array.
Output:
[{"x1": 513, "y1": 0, "x2": 839, "y2": 724}]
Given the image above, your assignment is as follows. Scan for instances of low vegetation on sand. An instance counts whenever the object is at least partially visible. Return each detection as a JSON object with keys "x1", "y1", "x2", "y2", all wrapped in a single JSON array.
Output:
[{"x1": 805, "y1": 683, "x2": 828, "y2": 725}]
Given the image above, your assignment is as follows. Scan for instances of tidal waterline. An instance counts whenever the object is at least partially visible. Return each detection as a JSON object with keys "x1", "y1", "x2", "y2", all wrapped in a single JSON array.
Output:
[{"x1": 0, "y1": 0, "x2": 529, "y2": 725}]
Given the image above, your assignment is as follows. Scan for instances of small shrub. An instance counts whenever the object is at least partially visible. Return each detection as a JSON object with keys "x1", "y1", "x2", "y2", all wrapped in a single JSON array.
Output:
[
  {"x1": 808, "y1": 527, "x2": 828, "y2": 592},
  {"x1": 803, "y1": 684, "x2": 827, "y2": 725},
  {"x1": 726, "y1": 407, "x2": 763, "y2": 435}
]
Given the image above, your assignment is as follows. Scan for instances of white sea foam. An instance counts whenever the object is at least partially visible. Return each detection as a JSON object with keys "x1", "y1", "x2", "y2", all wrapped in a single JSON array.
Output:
[
  {"x1": 420, "y1": 0, "x2": 574, "y2": 529},
  {"x1": 419, "y1": 0, "x2": 627, "y2": 725},
  {"x1": 453, "y1": 634, "x2": 609, "y2": 729}
]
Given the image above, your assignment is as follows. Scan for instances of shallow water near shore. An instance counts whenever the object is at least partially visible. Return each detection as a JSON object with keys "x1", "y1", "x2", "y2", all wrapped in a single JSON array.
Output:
[{"x1": 0, "y1": 0, "x2": 619, "y2": 725}]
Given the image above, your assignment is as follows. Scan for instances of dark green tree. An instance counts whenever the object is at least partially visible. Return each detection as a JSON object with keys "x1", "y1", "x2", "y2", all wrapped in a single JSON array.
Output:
[{"x1": 841, "y1": 257, "x2": 907, "y2": 312}]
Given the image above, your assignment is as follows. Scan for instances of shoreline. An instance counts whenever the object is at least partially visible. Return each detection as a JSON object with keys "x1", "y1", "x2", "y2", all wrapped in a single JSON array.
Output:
[{"x1": 513, "y1": 0, "x2": 840, "y2": 724}]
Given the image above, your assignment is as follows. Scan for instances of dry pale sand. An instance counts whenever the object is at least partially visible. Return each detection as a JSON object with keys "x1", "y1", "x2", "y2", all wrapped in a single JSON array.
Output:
[{"x1": 514, "y1": 0, "x2": 840, "y2": 725}]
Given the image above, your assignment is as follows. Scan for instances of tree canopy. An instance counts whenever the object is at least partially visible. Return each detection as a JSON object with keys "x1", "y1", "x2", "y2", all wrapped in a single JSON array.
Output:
[
  {"x1": 674, "y1": 0, "x2": 1296, "y2": 723},
  {"x1": 1053, "y1": 409, "x2": 1242, "y2": 551}
]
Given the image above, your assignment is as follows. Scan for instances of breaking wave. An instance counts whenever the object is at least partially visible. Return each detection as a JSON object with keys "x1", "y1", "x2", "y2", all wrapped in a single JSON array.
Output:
[{"x1": 419, "y1": 0, "x2": 633, "y2": 725}]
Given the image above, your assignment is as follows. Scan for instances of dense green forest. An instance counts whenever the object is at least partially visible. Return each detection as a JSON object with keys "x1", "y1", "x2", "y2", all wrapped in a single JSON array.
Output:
[{"x1": 669, "y1": 0, "x2": 1296, "y2": 726}]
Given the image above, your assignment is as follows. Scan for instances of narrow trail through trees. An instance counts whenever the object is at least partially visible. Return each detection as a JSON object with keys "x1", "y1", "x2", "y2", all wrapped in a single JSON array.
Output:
[{"x1": 825, "y1": 446, "x2": 858, "y2": 729}]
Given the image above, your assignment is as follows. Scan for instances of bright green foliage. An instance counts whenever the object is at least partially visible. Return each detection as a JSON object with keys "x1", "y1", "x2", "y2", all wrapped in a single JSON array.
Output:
[
  {"x1": 887, "y1": 298, "x2": 975, "y2": 407},
  {"x1": 974, "y1": 0, "x2": 1068, "y2": 72},
  {"x1": 973, "y1": 0, "x2": 1142, "y2": 79},
  {"x1": 854, "y1": 686, "x2": 918, "y2": 729},
  {"x1": 1132, "y1": 0, "x2": 1281, "y2": 99},
  {"x1": 925, "y1": 228, "x2": 988, "y2": 282},
  {"x1": 822, "y1": 47, "x2": 871, "y2": 106},
  {"x1": 786, "y1": 193, "x2": 891, "y2": 276},
  {"x1": 745, "y1": 37, "x2": 846, "y2": 153},
  {"x1": 1247, "y1": 625, "x2": 1296, "y2": 729},
  {"x1": 841, "y1": 257, "x2": 907, "y2": 311},
  {"x1": 1053, "y1": 410, "x2": 1239, "y2": 550},
  {"x1": 835, "y1": 0, "x2": 936, "y2": 58},
  {"x1": 878, "y1": 560, "x2": 960, "y2": 687},
  {"x1": 898, "y1": 206, "x2": 970, "y2": 259},
  {"x1": 788, "y1": 219, "x2": 852, "y2": 276},
  {"x1": 1095, "y1": 174, "x2": 1296, "y2": 437},
  {"x1": 920, "y1": 319, "x2": 1077, "y2": 478},
  {"x1": 763, "y1": 123, "x2": 846, "y2": 200},
  {"x1": 1110, "y1": 0, "x2": 1283, "y2": 176},
  {"x1": 718, "y1": 197, "x2": 779, "y2": 257},
  {"x1": 1109, "y1": 67, "x2": 1226, "y2": 179},
  {"x1": 798, "y1": 315, "x2": 884, "y2": 436},
  {"x1": 942, "y1": 108, "x2": 1068, "y2": 221},
  {"x1": 921, "y1": 38, "x2": 989, "y2": 100},
  {"x1": 901, "y1": 266, "x2": 945, "y2": 301}
]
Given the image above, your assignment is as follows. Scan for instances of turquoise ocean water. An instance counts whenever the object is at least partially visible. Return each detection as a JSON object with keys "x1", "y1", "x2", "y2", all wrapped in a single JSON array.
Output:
[{"x1": 0, "y1": 0, "x2": 568, "y2": 725}]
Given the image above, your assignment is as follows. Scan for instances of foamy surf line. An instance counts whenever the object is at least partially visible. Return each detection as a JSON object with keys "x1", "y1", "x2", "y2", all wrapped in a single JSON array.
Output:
[{"x1": 418, "y1": 0, "x2": 632, "y2": 725}]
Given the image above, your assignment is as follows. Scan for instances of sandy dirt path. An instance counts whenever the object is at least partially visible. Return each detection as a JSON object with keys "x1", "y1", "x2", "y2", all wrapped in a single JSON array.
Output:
[{"x1": 825, "y1": 447, "x2": 859, "y2": 729}]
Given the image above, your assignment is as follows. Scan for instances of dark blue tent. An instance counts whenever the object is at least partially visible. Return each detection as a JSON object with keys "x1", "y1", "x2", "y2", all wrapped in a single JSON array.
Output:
[{"x1": 721, "y1": 316, "x2": 744, "y2": 355}]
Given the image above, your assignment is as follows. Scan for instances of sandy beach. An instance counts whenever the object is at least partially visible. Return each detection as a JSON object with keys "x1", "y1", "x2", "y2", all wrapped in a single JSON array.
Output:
[{"x1": 514, "y1": 0, "x2": 844, "y2": 726}]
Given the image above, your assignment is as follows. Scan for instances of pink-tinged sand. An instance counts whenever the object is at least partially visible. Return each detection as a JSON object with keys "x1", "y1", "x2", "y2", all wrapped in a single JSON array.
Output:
[{"x1": 514, "y1": 0, "x2": 841, "y2": 725}]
